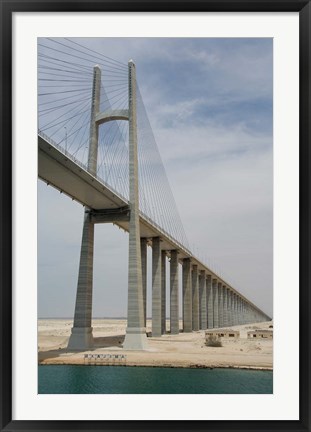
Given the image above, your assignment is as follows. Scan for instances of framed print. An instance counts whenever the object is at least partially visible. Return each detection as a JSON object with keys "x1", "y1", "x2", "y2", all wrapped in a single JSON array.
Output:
[{"x1": 1, "y1": 1, "x2": 310, "y2": 431}]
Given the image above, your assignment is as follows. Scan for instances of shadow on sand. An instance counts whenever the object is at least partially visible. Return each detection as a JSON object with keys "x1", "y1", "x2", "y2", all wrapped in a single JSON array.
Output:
[{"x1": 38, "y1": 334, "x2": 126, "y2": 362}]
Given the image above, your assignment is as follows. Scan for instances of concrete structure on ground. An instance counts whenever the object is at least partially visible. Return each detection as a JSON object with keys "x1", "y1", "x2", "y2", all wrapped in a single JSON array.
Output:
[
  {"x1": 206, "y1": 330, "x2": 240, "y2": 340},
  {"x1": 247, "y1": 330, "x2": 273, "y2": 339},
  {"x1": 39, "y1": 61, "x2": 271, "y2": 352}
]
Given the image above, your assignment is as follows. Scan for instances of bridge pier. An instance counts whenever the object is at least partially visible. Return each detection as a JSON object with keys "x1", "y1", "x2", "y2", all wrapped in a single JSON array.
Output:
[
  {"x1": 231, "y1": 293, "x2": 235, "y2": 325},
  {"x1": 223, "y1": 287, "x2": 229, "y2": 327},
  {"x1": 239, "y1": 297, "x2": 242, "y2": 324},
  {"x1": 192, "y1": 265, "x2": 199, "y2": 331},
  {"x1": 207, "y1": 275, "x2": 213, "y2": 328},
  {"x1": 237, "y1": 295, "x2": 241, "y2": 324},
  {"x1": 183, "y1": 258, "x2": 192, "y2": 332},
  {"x1": 140, "y1": 238, "x2": 147, "y2": 327},
  {"x1": 68, "y1": 210, "x2": 95, "y2": 350},
  {"x1": 213, "y1": 278, "x2": 219, "y2": 328},
  {"x1": 245, "y1": 301, "x2": 249, "y2": 324},
  {"x1": 235, "y1": 293, "x2": 239, "y2": 325},
  {"x1": 233, "y1": 293, "x2": 238, "y2": 326},
  {"x1": 241, "y1": 301, "x2": 244, "y2": 324},
  {"x1": 218, "y1": 282, "x2": 224, "y2": 328},
  {"x1": 152, "y1": 237, "x2": 162, "y2": 337},
  {"x1": 161, "y1": 251, "x2": 166, "y2": 334},
  {"x1": 170, "y1": 250, "x2": 179, "y2": 334},
  {"x1": 227, "y1": 290, "x2": 232, "y2": 326},
  {"x1": 199, "y1": 270, "x2": 207, "y2": 330}
]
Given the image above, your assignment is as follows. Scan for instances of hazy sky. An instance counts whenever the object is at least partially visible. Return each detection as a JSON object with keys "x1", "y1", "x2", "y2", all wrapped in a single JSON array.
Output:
[{"x1": 38, "y1": 37, "x2": 273, "y2": 319}]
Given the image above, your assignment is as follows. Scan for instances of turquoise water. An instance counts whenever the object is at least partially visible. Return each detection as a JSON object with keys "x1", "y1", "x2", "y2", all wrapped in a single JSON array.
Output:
[{"x1": 38, "y1": 365, "x2": 273, "y2": 394}]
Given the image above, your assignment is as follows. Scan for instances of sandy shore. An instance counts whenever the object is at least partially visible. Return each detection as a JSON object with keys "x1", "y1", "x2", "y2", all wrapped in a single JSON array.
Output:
[{"x1": 38, "y1": 319, "x2": 273, "y2": 370}]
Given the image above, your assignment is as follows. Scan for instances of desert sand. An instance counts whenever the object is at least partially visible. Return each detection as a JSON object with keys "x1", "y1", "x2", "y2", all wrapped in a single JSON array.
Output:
[{"x1": 38, "y1": 319, "x2": 273, "y2": 370}]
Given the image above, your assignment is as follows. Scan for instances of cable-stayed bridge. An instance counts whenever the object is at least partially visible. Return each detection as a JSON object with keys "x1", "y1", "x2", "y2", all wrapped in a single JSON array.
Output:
[{"x1": 38, "y1": 38, "x2": 270, "y2": 350}]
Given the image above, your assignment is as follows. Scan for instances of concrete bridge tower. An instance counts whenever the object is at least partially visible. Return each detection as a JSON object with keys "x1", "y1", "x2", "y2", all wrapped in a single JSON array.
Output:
[
  {"x1": 123, "y1": 61, "x2": 148, "y2": 349},
  {"x1": 68, "y1": 61, "x2": 148, "y2": 350}
]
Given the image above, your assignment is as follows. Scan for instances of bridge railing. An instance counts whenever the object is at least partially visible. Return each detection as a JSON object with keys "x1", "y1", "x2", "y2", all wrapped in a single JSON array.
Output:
[
  {"x1": 38, "y1": 130, "x2": 128, "y2": 204},
  {"x1": 138, "y1": 209, "x2": 192, "y2": 257}
]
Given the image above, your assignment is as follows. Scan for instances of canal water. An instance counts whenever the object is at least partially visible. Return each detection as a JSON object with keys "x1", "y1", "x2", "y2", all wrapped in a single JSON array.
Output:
[{"x1": 38, "y1": 365, "x2": 273, "y2": 394}]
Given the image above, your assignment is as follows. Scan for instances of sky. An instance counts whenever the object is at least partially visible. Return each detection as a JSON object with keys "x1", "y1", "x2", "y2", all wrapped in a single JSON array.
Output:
[{"x1": 38, "y1": 37, "x2": 273, "y2": 319}]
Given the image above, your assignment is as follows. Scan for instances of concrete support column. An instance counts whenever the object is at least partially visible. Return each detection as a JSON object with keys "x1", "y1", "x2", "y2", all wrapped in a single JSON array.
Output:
[
  {"x1": 232, "y1": 293, "x2": 238, "y2": 325},
  {"x1": 231, "y1": 293, "x2": 234, "y2": 321},
  {"x1": 182, "y1": 258, "x2": 192, "y2": 332},
  {"x1": 223, "y1": 287, "x2": 229, "y2": 327},
  {"x1": 240, "y1": 300, "x2": 243, "y2": 324},
  {"x1": 212, "y1": 279, "x2": 219, "y2": 328},
  {"x1": 229, "y1": 292, "x2": 233, "y2": 325},
  {"x1": 206, "y1": 275, "x2": 213, "y2": 329},
  {"x1": 249, "y1": 305, "x2": 253, "y2": 323},
  {"x1": 68, "y1": 211, "x2": 95, "y2": 350},
  {"x1": 170, "y1": 250, "x2": 179, "y2": 335},
  {"x1": 68, "y1": 66, "x2": 101, "y2": 351},
  {"x1": 236, "y1": 296, "x2": 241, "y2": 325},
  {"x1": 152, "y1": 237, "x2": 162, "y2": 337},
  {"x1": 199, "y1": 270, "x2": 207, "y2": 330},
  {"x1": 228, "y1": 290, "x2": 232, "y2": 326},
  {"x1": 218, "y1": 283, "x2": 224, "y2": 328},
  {"x1": 240, "y1": 298, "x2": 243, "y2": 324},
  {"x1": 123, "y1": 61, "x2": 148, "y2": 350},
  {"x1": 241, "y1": 300, "x2": 245, "y2": 324},
  {"x1": 140, "y1": 238, "x2": 147, "y2": 327},
  {"x1": 192, "y1": 265, "x2": 199, "y2": 331},
  {"x1": 246, "y1": 303, "x2": 250, "y2": 324},
  {"x1": 161, "y1": 250, "x2": 166, "y2": 334}
]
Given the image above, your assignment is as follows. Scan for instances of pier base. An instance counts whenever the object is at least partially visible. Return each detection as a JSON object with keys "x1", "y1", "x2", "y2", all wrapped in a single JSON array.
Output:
[
  {"x1": 67, "y1": 327, "x2": 94, "y2": 350},
  {"x1": 123, "y1": 327, "x2": 148, "y2": 350}
]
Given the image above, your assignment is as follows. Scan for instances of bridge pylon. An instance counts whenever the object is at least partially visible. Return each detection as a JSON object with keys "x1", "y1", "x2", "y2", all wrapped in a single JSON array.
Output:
[{"x1": 68, "y1": 61, "x2": 148, "y2": 351}]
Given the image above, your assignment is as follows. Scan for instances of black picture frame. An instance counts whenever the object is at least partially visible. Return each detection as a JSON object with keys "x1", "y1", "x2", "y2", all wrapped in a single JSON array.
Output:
[{"x1": 1, "y1": 1, "x2": 310, "y2": 431}]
